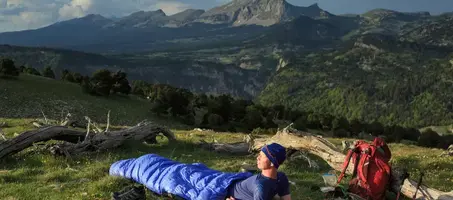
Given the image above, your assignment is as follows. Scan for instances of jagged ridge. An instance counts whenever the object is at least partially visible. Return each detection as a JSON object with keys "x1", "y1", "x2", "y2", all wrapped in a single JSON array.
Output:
[{"x1": 198, "y1": 0, "x2": 333, "y2": 26}]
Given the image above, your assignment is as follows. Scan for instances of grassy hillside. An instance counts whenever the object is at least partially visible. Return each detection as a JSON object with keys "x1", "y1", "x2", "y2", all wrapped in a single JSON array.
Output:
[{"x1": 0, "y1": 74, "x2": 185, "y2": 128}]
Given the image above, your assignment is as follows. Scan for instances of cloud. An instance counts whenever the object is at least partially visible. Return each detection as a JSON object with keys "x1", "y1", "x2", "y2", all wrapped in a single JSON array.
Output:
[
  {"x1": 0, "y1": 0, "x2": 185, "y2": 32},
  {"x1": 0, "y1": 0, "x2": 62, "y2": 32},
  {"x1": 58, "y1": 0, "x2": 87, "y2": 20},
  {"x1": 0, "y1": 6, "x2": 27, "y2": 15},
  {"x1": 56, "y1": 0, "x2": 191, "y2": 20}
]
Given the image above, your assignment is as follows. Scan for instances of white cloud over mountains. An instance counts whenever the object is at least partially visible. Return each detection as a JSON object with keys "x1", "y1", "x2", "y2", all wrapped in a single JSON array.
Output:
[{"x1": 0, "y1": 0, "x2": 191, "y2": 32}]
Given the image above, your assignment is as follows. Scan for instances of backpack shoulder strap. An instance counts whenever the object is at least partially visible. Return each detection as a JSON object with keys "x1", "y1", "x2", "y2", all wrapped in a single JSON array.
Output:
[{"x1": 337, "y1": 149, "x2": 355, "y2": 184}]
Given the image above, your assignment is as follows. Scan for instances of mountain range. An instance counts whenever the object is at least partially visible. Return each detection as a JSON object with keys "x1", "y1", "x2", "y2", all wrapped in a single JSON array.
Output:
[
  {"x1": 1, "y1": 0, "x2": 453, "y2": 127},
  {"x1": 0, "y1": 0, "x2": 338, "y2": 53},
  {"x1": 1, "y1": 0, "x2": 451, "y2": 53}
]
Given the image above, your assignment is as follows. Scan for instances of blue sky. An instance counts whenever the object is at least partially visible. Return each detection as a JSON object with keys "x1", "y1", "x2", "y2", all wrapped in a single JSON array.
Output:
[{"x1": 1, "y1": 0, "x2": 452, "y2": 32}]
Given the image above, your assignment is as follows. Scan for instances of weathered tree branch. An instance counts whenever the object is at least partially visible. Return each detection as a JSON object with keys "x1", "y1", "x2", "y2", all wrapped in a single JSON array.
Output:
[
  {"x1": 105, "y1": 110, "x2": 111, "y2": 132},
  {"x1": 200, "y1": 126, "x2": 453, "y2": 200},
  {"x1": 0, "y1": 126, "x2": 86, "y2": 159},
  {"x1": 0, "y1": 120, "x2": 176, "y2": 159},
  {"x1": 0, "y1": 128, "x2": 7, "y2": 141},
  {"x1": 40, "y1": 109, "x2": 48, "y2": 124}
]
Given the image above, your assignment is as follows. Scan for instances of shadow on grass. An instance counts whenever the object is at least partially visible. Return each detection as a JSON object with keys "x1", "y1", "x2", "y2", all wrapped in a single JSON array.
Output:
[{"x1": 0, "y1": 168, "x2": 45, "y2": 184}]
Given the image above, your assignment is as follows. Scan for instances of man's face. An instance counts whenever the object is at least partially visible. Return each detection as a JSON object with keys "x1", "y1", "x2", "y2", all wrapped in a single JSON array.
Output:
[{"x1": 256, "y1": 151, "x2": 272, "y2": 170}]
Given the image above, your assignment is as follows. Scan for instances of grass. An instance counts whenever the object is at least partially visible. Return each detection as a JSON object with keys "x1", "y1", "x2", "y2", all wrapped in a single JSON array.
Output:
[
  {"x1": 1, "y1": 121, "x2": 452, "y2": 200},
  {"x1": 0, "y1": 74, "x2": 189, "y2": 128}
]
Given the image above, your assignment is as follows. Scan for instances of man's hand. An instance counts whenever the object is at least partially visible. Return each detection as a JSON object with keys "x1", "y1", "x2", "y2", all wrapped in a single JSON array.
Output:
[{"x1": 226, "y1": 196, "x2": 236, "y2": 200}]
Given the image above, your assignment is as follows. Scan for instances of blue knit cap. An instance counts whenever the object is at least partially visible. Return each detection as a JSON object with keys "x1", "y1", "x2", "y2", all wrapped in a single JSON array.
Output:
[{"x1": 261, "y1": 143, "x2": 286, "y2": 169}]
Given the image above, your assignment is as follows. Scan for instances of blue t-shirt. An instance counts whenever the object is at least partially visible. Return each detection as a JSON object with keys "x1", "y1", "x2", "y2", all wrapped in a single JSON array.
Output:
[{"x1": 226, "y1": 172, "x2": 290, "y2": 200}]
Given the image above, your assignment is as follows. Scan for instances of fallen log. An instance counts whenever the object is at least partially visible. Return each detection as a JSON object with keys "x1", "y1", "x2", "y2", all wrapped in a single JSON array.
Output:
[
  {"x1": 200, "y1": 126, "x2": 453, "y2": 200},
  {"x1": 0, "y1": 120, "x2": 176, "y2": 159},
  {"x1": 50, "y1": 120, "x2": 176, "y2": 157}
]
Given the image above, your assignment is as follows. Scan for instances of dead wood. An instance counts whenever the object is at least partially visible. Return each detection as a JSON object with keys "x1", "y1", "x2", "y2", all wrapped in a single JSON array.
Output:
[{"x1": 0, "y1": 120, "x2": 176, "y2": 159}]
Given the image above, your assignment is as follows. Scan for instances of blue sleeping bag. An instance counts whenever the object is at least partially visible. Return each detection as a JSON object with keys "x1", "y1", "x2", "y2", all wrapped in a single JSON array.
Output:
[{"x1": 109, "y1": 154, "x2": 253, "y2": 200}]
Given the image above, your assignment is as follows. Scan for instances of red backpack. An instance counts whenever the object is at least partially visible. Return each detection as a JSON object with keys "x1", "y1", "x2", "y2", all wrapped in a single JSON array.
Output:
[{"x1": 337, "y1": 137, "x2": 392, "y2": 200}]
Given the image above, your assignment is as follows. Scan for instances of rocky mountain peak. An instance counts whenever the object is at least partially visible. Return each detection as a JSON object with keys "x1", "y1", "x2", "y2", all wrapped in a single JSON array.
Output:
[
  {"x1": 130, "y1": 9, "x2": 167, "y2": 18},
  {"x1": 106, "y1": 9, "x2": 168, "y2": 28},
  {"x1": 308, "y1": 3, "x2": 319, "y2": 8},
  {"x1": 198, "y1": 0, "x2": 333, "y2": 26}
]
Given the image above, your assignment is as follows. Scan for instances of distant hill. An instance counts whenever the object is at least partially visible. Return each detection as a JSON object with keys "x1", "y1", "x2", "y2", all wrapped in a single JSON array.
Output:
[
  {"x1": 258, "y1": 34, "x2": 453, "y2": 127},
  {"x1": 0, "y1": 44, "x2": 274, "y2": 99}
]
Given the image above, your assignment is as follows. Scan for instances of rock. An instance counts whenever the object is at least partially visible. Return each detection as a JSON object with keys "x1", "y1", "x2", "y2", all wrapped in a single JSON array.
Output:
[{"x1": 197, "y1": 0, "x2": 333, "y2": 26}]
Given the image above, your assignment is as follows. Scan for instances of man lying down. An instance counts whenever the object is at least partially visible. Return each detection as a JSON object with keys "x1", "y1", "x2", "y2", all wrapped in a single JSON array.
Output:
[{"x1": 109, "y1": 143, "x2": 292, "y2": 200}]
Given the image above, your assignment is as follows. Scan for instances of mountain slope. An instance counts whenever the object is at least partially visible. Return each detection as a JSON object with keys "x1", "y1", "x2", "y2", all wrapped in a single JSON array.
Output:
[
  {"x1": 0, "y1": 14, "x2": 113, "y2": 47},
  {"x1": 400, "y1": 14, "x2": 453, "y2": 47},
  {"x1": 166, "y1": 9, "x2": 206, "y2": 27},
  {"x1": 339, "y1": 9, "x2": 431, "y2": 37},
  {"x1": 105, "y1": 10, "x2": 167, "y2": 28},
  {"x1": 198, "y1": 0, "x2": 333, "y2": 26},
  {"x1": 253, "y1": 15, "x2": 343, "y2": 46},
  {"x1": 258, "y1": 34, "x2": 453, "y2": 127}
]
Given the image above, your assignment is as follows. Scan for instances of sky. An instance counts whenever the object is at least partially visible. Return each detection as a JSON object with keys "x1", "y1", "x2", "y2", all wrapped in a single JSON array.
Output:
[{"x1": 1, "y1": 0, "x2": 453, "y2": 33}]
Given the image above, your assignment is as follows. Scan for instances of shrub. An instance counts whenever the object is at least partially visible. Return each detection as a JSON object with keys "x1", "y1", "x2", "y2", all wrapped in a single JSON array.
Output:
[
  {"x1": 208, "y1": 113, "x2": 224, "y2": 127},
  {"x1": 333, "y1": 129, "x2": 349, "y2": 138},
  {"x1": 0, "y1": 58, "x2": 19, "y2": 77},
  {"x1": 42, "y1": 66, "x2": 55, "y2": 79},
  {"x1": 24, "y1": 67, "x2": 41, "y2": 76},
  {"x1": 418, "y1": 128, "x2": 441, "y2": 148},
  {"x1": 293, "y1": 116, "x2": 307, "y2": 131}
]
